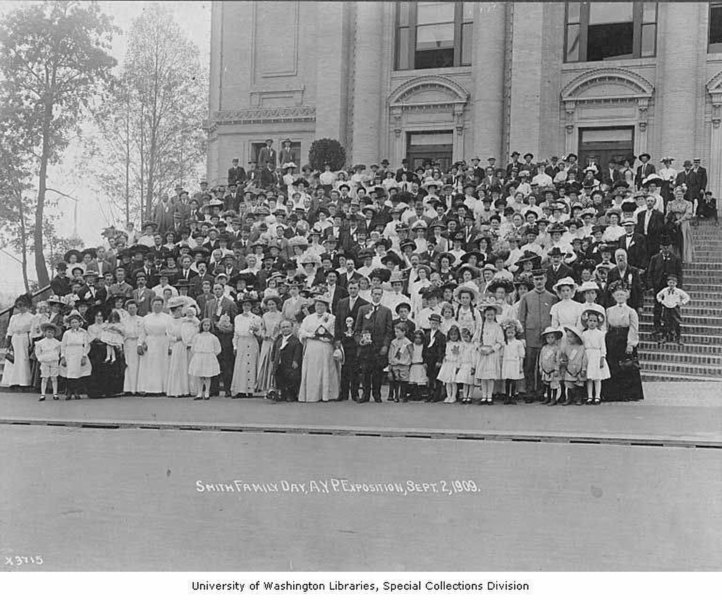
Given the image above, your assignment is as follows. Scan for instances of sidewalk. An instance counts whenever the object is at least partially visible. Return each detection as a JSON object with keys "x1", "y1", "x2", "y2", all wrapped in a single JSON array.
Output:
[{"x1": 1, "y1": 382, "x2": 721, "y2": 445}]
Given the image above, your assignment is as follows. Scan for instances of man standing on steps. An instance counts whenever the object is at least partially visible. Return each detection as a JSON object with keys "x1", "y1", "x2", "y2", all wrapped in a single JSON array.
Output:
[
  {"x1": 518, "y1": 269, "x2": 558, "y2": 403},
  {"x1": 355, "y1": 286, "x2": 393, "y2": 403},
  {"x1": 646, "y1": 235, "x2": 683, "y2": 340}
]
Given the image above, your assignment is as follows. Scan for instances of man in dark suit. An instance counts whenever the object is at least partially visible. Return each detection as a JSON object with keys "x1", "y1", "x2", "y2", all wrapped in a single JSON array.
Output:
[
  {"x1": 635, "y1": 152, "x2": 656, "y2": 188},
  {"x1": 131, "y1": 273, "x2": 155, "y2": 316},
  {"x1": 692, "y1": 158, "x2": 708, "y2": 216},
  {"x1": 606, "y1": 248, "x2": 644, "y2": 311},
  {"x1": 257, "y1": 139, "x2": 277, "y2": 170},
  {"x1": 78, "y1": 271, "x2": 107, "y2": 306},
  {"x1": 602, "y1": 159, "x2": 623, "y2": 187},
  {"x1": 636, "y1": 194, "x2": 666, "y2": 261},
  {"x1": 506, "y1": 151, "x2": 521, "y2": 177},
  {"x1": 50, "y1": 262, "x2": 72, "y2": 297},
  {"x1": 544, "y1": 247, "x2": 573, "y2": 293},
  {"x1": 325, "y1": 270, "x2": 348, "y2": 314},
  {"x1": 271, "y1": 319, "x2": 303, "y2": 402},
  {"x1": 189, "y1": 259, "x2": 215, "y2": 298},
  {"x1": 354, "y1": 286, "x2": 393, "y2": 403},
  {"x1": 334, "y1": 281, "x2": 369, "y2": 339},
  {"x1": 204, "y1": 282, "x2": 238, "y2": 321},
  {"x1": 206, "y1": 282, "x2": 238, "y2": 396},
  {"x1": 646, "y1": 236, "x2": 683, "y2": 336},
  {"x1": 423, "y1": 313, "x2": 446, "y2": 402},
  {"x1": 395, "y1": 158, "x2": 412, "y2": 182},
  {"x1": 227, "y1": 158, "x2": 246, "y2": 186},
  {"x1": 337, "y1": 258, "x2": 363, "y2": 289},
  {"x1": 259, "y1": 162, "x2": 278, "y2": 189},
  {"x1": 676, "y1": 160, "x2": 704, "y2": 206},
  {"x1": 616, "y1": 218, "x2": 647, "y2": 270}
]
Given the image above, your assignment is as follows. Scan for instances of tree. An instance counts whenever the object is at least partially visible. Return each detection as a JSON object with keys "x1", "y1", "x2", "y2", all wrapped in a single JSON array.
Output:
[
  {"x1": 87, "y1": 3, "x2": 207, "y2": 224},
  {"x1": 308, "y1": 139, "x2": 347, "y2": 172},
  {"x1": 0, "y1": 0, "x2": 116, "y2": 287}
]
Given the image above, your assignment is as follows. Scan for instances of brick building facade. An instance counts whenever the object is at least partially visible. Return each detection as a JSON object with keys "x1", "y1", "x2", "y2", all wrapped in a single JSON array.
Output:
[{"x1": 206, "y1": 1, "x2": 722, "y2": 194}]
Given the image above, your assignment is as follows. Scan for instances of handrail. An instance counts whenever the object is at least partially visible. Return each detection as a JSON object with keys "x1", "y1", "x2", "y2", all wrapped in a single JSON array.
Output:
[{"x1": 0, "y1": 284, "x2": 53, "y2": 319}]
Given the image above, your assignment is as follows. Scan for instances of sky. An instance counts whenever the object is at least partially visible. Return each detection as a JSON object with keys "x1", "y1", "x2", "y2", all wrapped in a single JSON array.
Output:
[{"x1": 0, "y1": 1, "x2": 212, "y2": 294}]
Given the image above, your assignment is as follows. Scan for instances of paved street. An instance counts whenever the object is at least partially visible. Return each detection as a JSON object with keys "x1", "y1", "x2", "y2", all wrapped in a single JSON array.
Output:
[
  {"x1": 1, "y1": 383, "x2": 720, "y2": 571},
  {"x1": 0, "y1": 382, "x2": 721, "y2": 445},
  {"x1": 0, "y1": 426, "x2": 720, "y2": 571}
]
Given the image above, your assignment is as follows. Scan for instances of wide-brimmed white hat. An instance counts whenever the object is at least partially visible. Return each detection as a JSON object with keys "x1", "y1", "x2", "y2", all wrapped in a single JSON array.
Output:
[{"x1": 552, "y1": 276, "x2": 578, "y2": 296}]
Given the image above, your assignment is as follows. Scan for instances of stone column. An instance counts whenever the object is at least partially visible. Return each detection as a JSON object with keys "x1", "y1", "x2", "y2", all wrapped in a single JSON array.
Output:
[
  {"x1": 314, "y1": 2, "x2": 348, "y2": 144},
  {"x1": 508, "y1": 4, "x2": 544, "y2": 157},
  {"x1": 710, "y1": 94, "x2": 722, "y2": 198},
  {"x1": 657, "y1": 2, "x2": 701, "y2": 161},
  {"x1": 472, "y1": 2, "x2": 506, "y2": 161},
  {"x1": 350, "y1": 2, "x2": 384, "y2": 164}
]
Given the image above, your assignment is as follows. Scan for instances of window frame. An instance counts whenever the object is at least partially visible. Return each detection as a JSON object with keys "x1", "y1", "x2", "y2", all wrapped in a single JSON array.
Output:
[
  {"x1": 395, "y1": 1, "x2": 472, "y2": 71},
  {"x1": 564, "y1": 2, "x2": 657, "y2": 64},
  {"x1": 709, "y1": 1, "x2": 722, "y2": 53}
]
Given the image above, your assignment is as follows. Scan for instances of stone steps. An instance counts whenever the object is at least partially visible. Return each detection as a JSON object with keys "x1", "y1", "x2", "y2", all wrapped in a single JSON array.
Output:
[
  {"x1": 638, "y1": 341, "x2": 722, "y2": 355},
  {"x1": 639, "y1": 332, "x2": 722, "y2": 346},
  {"x1": 638, "y1": 350, "x2": 722, "y2": 366},
  {"x1": 641, "y1": 359, "x2": 722, "y2": 378},
  {"x1": 642, "y1": 372, "x2": 722, "y2": 382}
]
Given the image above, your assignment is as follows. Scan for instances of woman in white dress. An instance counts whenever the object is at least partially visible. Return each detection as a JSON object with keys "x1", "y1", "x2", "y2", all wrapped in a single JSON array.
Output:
[
  {"x1": 256, "y1": 296, "x2": 283, "y2": 393},
  {"x1": 136, "y1": 297, "x2": 172, "y2": 395},
  {"x1": 122, "y1": 299, "x2": 144, "y2": 394},
  {"x1": 166, "y1": 297, "x2": 191, "y2": 397},
  {"x1": 298, "y1": 296, "x2": 339, "y2": 403},
  {"x1": 231, "y1": 295, "x2": 262, "y2": 397},
  {"x1": 409, "y1": 264, "x2": 432, "y2": 319},
  {"x1": 59, "y1": 311, "x2": 92, "y2": 399},
  {"x1": 1, "y1": 295, "x2": 34, "y2": 388}
]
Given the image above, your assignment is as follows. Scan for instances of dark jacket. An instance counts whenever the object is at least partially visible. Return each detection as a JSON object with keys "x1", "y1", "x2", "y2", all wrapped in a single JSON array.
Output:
[
  {"x1": 646, "y1": 252, "x2": 683, "y2": 291},
  {"x1": 334, "y1": 295, "x2": 369, "y2": 341},
  {"x1": 606, "y1": 265, "x2": 644, "y2": 310}
]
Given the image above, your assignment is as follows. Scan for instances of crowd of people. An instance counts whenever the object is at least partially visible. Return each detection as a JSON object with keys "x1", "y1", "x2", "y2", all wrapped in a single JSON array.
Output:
[{"x1": 1, "y1": 142, "x2": 707, "y2": 405}]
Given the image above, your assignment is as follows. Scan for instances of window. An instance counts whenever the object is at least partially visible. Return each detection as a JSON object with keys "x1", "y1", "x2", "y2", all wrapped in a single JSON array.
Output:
[
  {"x1": 710, "y1": 2, "x2": 722, "y2": 53},
  {"x1": 396, "y1": 2, "x2": 474, "y2": 70},
  {"x1": 564, "y1": 2, "x2": 657, "y2": 63}
]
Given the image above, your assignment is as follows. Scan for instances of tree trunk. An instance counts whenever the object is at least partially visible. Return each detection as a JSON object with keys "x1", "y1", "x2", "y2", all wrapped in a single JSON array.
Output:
[
  {"x1": 34, "y1": 100, "x2": 52, "y2": 287},
  {"x1": 17, "y1": 193, "x2": 29, "y2": 293}
]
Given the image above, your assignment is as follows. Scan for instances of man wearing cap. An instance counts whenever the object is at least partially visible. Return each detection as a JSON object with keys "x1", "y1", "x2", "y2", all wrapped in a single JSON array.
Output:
[
  {"x1": 518, "y1": 269, "x2": 558, "y2": 403},
  {"x1": 257, "y1": 139, "x2": 276, "y2": 171}
]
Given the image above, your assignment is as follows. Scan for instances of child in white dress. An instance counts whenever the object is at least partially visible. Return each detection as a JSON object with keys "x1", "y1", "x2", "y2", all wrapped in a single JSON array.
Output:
[
  {"x1": 437, "y1": 325, "x2": 462, "y2": 404},
  {"x1": 500, "y1": 320, "x2": 525, "y2": 405},
  {"x1": 455, "y1": 328, "x2": 476, "y2": 404},
  {"x1": 581, "y1": 309, "x2": 610, "y2": 405},
  {"x1": 408, "y1": 329, "x2": 428, "y2": 401},
  {"x1": 188, "y1": 318, "x2": 222, "y2": 400},
  {"x1": 100, "y1": 310, "x2": 125, "y2": 364}
]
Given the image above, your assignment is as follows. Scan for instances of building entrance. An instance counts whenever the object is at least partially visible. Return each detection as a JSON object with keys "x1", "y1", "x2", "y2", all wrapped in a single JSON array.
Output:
[
  {"x1": 406, "y1": 130, "x2": 453, "y2": 172},
  {"x1": 578, "y1": 126, "x2": 635, "y2": 170}
]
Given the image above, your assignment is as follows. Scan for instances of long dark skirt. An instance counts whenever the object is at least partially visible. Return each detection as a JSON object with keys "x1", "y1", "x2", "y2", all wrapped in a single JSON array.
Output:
[
  {"x1": 602, "y1": 327, "x2": 644, "y2": 402},
  {"x1": 85, "y1": 340, "x2": 126, "y2": 398}
]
